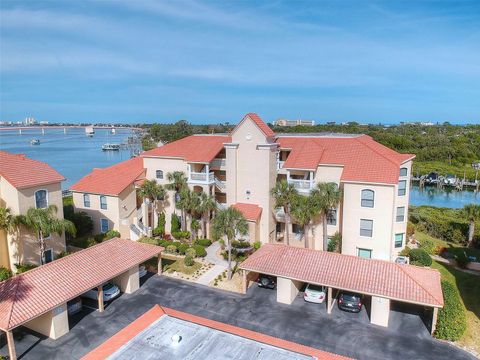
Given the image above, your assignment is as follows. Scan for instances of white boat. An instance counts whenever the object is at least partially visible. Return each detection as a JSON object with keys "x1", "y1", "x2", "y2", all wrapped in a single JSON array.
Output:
[
  {"x1": 110, "y1": 128, "x2": 116, "y2": 135},
  {"x1": 85, "y1": 126, "x2": 95, "y2": 136},
  {"x1": 30, "y1": 139, "x2": 40, "y2": 145},
  {"x1": 102, "y1": 143, "x2": 121, "y2": 151},
  {"x1": 444, "y1": 174, "x2": 457, "y2": 186}
]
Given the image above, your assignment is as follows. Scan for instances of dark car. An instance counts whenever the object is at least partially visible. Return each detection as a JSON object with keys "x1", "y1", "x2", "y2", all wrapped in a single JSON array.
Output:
[
  {"x1": 258, "y1": 274, "x2": 276, "y2": 289},
  {"x1": 338, "y1": 292, "x2": 363, "y2": 313},
  {"x1": 67, "y1": 297, "x2": 83, "y2": 316}
]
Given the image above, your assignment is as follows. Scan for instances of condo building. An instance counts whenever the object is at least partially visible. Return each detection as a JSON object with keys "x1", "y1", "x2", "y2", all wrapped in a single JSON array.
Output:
[
  {"x1": 71, "y1": 113, "x2": 414, "y2": 262},
  {"x1": 0, "y1": 151, "x2": 66, "y2": 270}
]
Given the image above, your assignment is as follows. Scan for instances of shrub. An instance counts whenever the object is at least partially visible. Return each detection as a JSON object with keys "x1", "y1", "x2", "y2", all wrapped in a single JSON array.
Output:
[
  {"x1": 171, "y1": 214, "x2": 181, "y2": 233},
  {"x1": 195, "y1": 239, "x2": 212, "y2": 247},
  {"x1": 139, "y1": 237, "x2": 160, "y2": 246},
  {"x1": 409, "y1": 248, "x2": 432, "y2": 266},
  {"x1": 418, "y1": 238, "x2": 435, "y2": 254},
  {"x1": 435, "y1": 280, "x2": 467, "y2": 341},
  {"x1": 56, "y1": 251, "x2": 71, "y2": 259},
  {"x1": 406, "y1": 221, "x2": 415, "y2": 238},
  {"x1": 253, "y1": 241, "x2": 261, "y2": 250},
  {"x1": 193, "y1": 244, "x2": 207, "y2": 257},
  {"x1": 177, "y1": 243, "x2": 189, "y2": 255},
  {"x1": 184, "y1": 255, "x2": 194, "y2": 267},
  {"x1": 185, "y1": 248, "x2": 197, "y2": 258},
  {"x1": 14, "y1": 263, "x2": 37, "y2": 274},
  {"x1": 455, "y1": 252, "x2": 470, "y2": 269},
  {"x1": 172, "y1": 231, "x2": 190, "y2": 240},
  {"x1": 66, "y1": 211, "x2": 93, "y2": 238},
  {"x1": 160, "y1": 240, "x2": 173, "y2": 247},
  {"x1": 165, "y1": 245, "x2": 177, "y2": 254},
  {"x1": 231, "y1": 240, "x2": 251, "y2": 249},
  {"x1": 399, "y1": 246, "x2": 411, "y2": 257},
  {"x1": 153, "y1": 213, "x2": 166, "y2": 237},
  {"x1": 104, "y1": 230, "x2": 121, "y2": 240},
  {"x1": 0, "y1": 266, "x2": 13, "y2": 281}
]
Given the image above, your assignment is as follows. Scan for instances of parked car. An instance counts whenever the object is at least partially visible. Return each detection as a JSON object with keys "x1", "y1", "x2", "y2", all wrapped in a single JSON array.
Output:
[
  {"x1": 82, "y1": 283, "x2": 120, "y2": 302},
  {"x1": 67, "y1": 297, "x2": 83, "y2": 315},
  {"x1": 304, "y1": 284, "x2": 326, "y2": 304},
  {"x1": 338, "y1": 292, "x2": 363, "y2": 313},
  {"x1": 139, "y1": 265, "x2": 147, "y2": 278},
  {"x1": 258, "y1": 274, "x2": 276, "y2": 289}
]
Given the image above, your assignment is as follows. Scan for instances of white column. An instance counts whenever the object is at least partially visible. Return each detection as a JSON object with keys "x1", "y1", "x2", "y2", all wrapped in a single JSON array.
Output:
[
  {"x1": 370, "y1": 296, "x2": 390, "y2": 327},
  {"x1": 276, "y1": 277, "x2": 302, "y2": 304},
  {"x1": 431, "y1": 307, "x2": 438, "y2": 335},
  {"x1": 6, "y1": 330, "x2": 17, "y2": 360}
]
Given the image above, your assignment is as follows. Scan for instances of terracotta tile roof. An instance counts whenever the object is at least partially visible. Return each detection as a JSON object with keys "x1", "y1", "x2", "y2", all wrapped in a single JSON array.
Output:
[
  {"x1": 0, "y1": 151, "x2": 65, "y2": 189},
  {"x1": 240, "y1": 244, "x2": 443, "y2": 308},
  {"x1": 141, "y1": 135, "x2": 230, "y2": 163},
  {"x1": 0, "y1": 238, "x2": 163, "y2": 331},
  {"x1": 83, "y1": 305, "x2": 351, "y2": 360},
  {"x1": 233, "y1": 203, "x2": 262, "y2": 222},
  {"x1": 70, "y1": 157, "x2": 145, "y2": 196},
  {"x1": 277, "y1": 135, "x2": 415, "y2": 184},
  {"x1": 242, "y1": 112, "x2": 275, "y2": 138}
]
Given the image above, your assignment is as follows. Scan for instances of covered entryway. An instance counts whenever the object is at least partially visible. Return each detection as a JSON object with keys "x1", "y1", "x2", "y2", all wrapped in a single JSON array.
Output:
[
  {"x1": 0, "y1": 238, "x2": 163, "y2": 360},
  {"x1": 240, "y1": 244, "x2": 443, "y2": 333}
]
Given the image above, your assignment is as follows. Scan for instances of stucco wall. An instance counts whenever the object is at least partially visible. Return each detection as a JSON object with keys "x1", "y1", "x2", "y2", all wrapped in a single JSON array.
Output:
[
  {"x1": 73, "y1": 191, "x2": 120, "y2": 235},
  {"x1": 276, "y1": 277, "x2": 303, "y2": 304},
  {"x1": 112, "y1": 265, "x2": 139, "y2": 294},
  {"x1": 23, "y1": 303, "x2": 69, "y2": 339},
  {"x1": 392, "y1": 160, "x2": 412, "y2": 258},
  {"x1": 370, "y1": 296, "x2": 390, "y2": 327}
]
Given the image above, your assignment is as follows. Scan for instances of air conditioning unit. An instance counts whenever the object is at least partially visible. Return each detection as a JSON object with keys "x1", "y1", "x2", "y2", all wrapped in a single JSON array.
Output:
[{"x1": 395, "y1": 256, "x2": 409, "y2": 265}]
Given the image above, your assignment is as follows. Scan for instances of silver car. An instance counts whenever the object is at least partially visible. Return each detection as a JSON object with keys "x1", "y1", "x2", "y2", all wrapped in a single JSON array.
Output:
[
  {"x1": 82, "y1": 283, "x2": 120, "y2": 302},
  {"x1": 304, "y1": 283, "x2": 326, "y2": 304}
]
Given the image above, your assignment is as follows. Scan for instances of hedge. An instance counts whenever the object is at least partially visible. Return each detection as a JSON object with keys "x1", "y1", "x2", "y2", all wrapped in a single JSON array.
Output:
[
  {"x1": 177, "y1": 243, "x2": 189, "y2": 255},
  {"x1": 172, "y1": 231, "x2": 190, "y2": 240},
  {"x1": 193, "y1": 244, "x2": 207, "y2": 257},
  {"x1": 185, "y1": 248, "x2": 197, "y2": 258},
  {"x1": 165, "y1": 245, "x2": 177, "y2": 254},
  {"x1": 0, "y1": 267, "x2": 12, "y2": 281},
  {"x1": 184, "y1": 255, "x2": 194, "y2": 267},
  {"x1": 435, "y1": 280, "x2": 467, "y2": 341},
  {"x1": 409, "y1": 248, "x2": 432, "y2": 266},
  {"x1": 195, "y1": 239, "x2": 212, "y2": 247}
]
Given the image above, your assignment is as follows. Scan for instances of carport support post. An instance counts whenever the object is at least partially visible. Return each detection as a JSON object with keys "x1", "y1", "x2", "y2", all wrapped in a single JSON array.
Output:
[
  {"x1": 97, "y1": 285, "x2": 104, "y2": 312},
  {"x1": 6, "y1": 330, "x2": 16, "y2": 360},
  {"x1": 431, "y1": 307, "x2": 438, "y2": 335},
  {"x1": 242, "y1": 270, "x2": 247, "y2": 294},
  {"x1": 157, "y1": 255, "x2": 162, "y2": 275},
  {"x1": 327, "y1": 287, "x2": 332, "y2": 314}
]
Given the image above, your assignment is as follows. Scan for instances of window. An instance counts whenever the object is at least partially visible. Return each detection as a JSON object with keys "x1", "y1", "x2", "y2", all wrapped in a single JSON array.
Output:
[
  {"x1": 100, "y1": 218, "x2": 109, "y2": 233},
  {"x1": 399, "y1": 167, "x2": 408, "y2": 177},
  {"x1": 156, "y1": 170, "x2": 163, "y2": 179},
  {"x1": 42, "y1": 249, "x2": 53, "y2": 264},
  {"x1": 83, "y1": 194, "x2": 90, "y2": 207},
  {"x1": 35, "y1": 190, "x2": 48, "y2": 209},
  {"x1": 100, "y1": 195, "x2": 107, "y2": 210},
  {"x1": 396, "y1": 207, "x2": 405, "y2": 222},
  {"x1": 395, "y1": 233, "x2": 404, "y2": 248},
  {"x1": 360, "y1": 219, "x2": 373, "y2": 237},
  {"x1": 361, "y1": 189, "x2": 374, "y2": 208},
  {"x1": 327, "y1": 209, "x2": 337, "y2": 225},
  {"x1": 398, "y1": 180, "x2": 407, "y2": 196},
  {"x1": 358, "y1": 248, "x2": 372, "y2": 259}
]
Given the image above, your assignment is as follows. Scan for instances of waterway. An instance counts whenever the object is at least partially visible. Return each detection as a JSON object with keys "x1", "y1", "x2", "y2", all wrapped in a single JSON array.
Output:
[{"x1": 409, "y1": 185, "x2": 479, "y2": 208}]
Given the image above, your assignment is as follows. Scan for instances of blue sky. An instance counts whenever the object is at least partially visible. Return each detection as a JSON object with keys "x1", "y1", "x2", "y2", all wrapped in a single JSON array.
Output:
[{"x1": 0, "y1": 1, "x2": 479, "y2": 125}]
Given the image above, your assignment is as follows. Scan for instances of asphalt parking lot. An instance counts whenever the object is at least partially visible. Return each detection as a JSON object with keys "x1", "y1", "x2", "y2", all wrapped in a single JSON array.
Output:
[{"x1": 0, "y1": 273, "x2": 475, "y2": 360}]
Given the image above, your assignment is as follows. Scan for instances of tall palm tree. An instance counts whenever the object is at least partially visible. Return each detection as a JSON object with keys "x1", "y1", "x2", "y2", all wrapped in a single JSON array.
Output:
[
  {"x1": 291, "y1": 194, "x2": 320, "y2": 249},
  {"x1": 198, "y1": 192, "x2": 217, "y2": 239},
  {"x1": 271, "y1": 180, "x2": 298, "y2": 246},
  {"x1": 311, "y1": 182, "x2": 343, "y2": 251},
  {"x1": 18, "y1": 205, "x2": 76, "y2": 265},
  {"x1": 176, "y1": 187, "x2": 199, "y2": 233},
  {"x1": 138, "y1": 179, "x2": 166, "y2": 229},
  {"x1": 0, "y1": 207, "x2": 20, "y2": 233},
  {"x1": 463, "y1": 204, "x2": 480, "y2": 247},
  {"x1": 166, "y1": 171, "x2": 188, "y2": 207},
  {"x1": 212, "y1": 207, "x2": 248, "y2": 280}
]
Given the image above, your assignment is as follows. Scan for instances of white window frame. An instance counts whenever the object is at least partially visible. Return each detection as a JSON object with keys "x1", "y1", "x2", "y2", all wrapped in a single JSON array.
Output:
[
  {"x1": 100, "y1": 218, "x2": 109, "y2": 233},
  {"x1": 83, "y1": 193, "x2": 91, "y2": 208},
  {"x1": 100, "y1": 195, "x2": 107, "y2": 210},
  {"x1": 156, "y1": 170, "x2": 164, "y2": 179},
  {"x1": 395, "y1": 233, "x2": 404, "y2": 248},
  {"x1": 42, "y1": 248, "x2": 54, "y2": 263},
  {"x1": 399, "y1": 167, "x2": 408, "y2": 177},
  {"x1": 360, "y1": 189, "x2": 375, "y2": 208},
  {"x1": 34, "y1": 189, "x2": 48, "y2": 209},
  {"x1": 398, "y1": 180, "x2": 407, "y2": 196},
  {"x1": 396, "y1": 207, "x2": 405, "y2": 222},
  {"x1": 357, "y1": 248, "x2": 372, "y2": 259},
  {"x1": 360, "y1": 219, "x2": 373, "y2": 237}
]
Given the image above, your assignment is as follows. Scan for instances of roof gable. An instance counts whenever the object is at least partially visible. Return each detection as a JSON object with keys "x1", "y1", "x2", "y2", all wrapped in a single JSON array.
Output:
[{"x1": 230, "y1": 113, "x2": 275, "y2": 139}]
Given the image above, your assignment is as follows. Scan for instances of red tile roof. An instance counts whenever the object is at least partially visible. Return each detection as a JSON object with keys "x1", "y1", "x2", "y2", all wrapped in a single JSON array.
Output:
[
  {"x1": 70, "y1": 157, "x2": 145, "y2": 196},
  {"x1": 233, "y1": 203, "x2": 262, "y2": 222},
  {"x1": 0, "y1": 238, "x2": 163, "y2": 331},
  {"x1": 243, "y1": 112, "x2": 276, "y2": 138},
  {"x1": 278, "y1": 135, "x2": 415, "y2": 184},
  {"x1": 240, "y1": 244, "x2": 443, "y2": 308},
  {"x1": 142, "y1": 135, "x2": 231, "y2": 163},
  {"x1": 0, "y1": 151, "x2": 65, "y2": 189},
  {"x1": 83, "y1": 305, "x2": 351, "y2": 360}
]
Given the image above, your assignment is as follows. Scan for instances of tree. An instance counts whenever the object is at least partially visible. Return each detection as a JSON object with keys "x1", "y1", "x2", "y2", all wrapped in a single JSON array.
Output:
[
  {"x1": 198, "y1": 192, "x2": 217, "y2": 238},
  {"x1": 270, "y1": 180, "x2": 298, "y2": 246},
  {"x1": 290, "y1": 194, "x2": 320, "y2": 249},
  {"x1": 311, "y1": 182, "x2": 343, "y2": 251},
  {"x1": 18, "y1": 205, "x2": 76, "y2": 265},
  {"x1": 212, "y1": 207, "x2": 248, "y2": 280},
  {"x1": 138, "y1": 179, "x2": 166, "y2": 229},
  {"x1": 462, "y1": 204, "x2": 480, "y2": 247},
  {"x1": 166, "y1": 171, "x2": 188, "y2": 211},
  {"x1": 176, "y1": 188, "x2": 201, "y2": 236},
  {"x1": 0, "y1": 207, "x2": 20, "y2": 233}
]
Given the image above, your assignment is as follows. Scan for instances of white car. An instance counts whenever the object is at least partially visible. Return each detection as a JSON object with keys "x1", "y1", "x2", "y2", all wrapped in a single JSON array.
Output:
[
  {"x1": 82, "y1": 283, "x2": 120, "y2": 302},
  {"x1": 139, "y1": 265, "x2": 147, "y2": 278},
  {"x1": 304, "y1": 284, "x2": 326, "y2": 304}
]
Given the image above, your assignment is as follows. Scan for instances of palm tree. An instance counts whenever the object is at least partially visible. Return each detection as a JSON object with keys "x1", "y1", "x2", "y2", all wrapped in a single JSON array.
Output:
[
  {"x1": 291, "y1": 194, "x2": 320, "y2": 249},
  {"x1": 0, "y1": 207, "x2": 20, "y2": 233},
  {"x1": 311, "y1": 182, "x2": 343, "y2": 251},
  {"x1": 271, "y1": 180, "x2": 298, "y2": 246},
  {"x1": 18, "y1": 205, "x2": 76, "y2": 265},
  {"x1": 166, "y1": 171, "x2": 188, "y2": 207},
  {"x1": 138, "y1": 179, "x2": 166, "y2": 229},
  {"x1": 191, "y1": 219, "x2": 200, "y2": 240},
  {"x1": 198, "y1": 192, "x2": 217, "y2": 239},
  {"x1": 462, "y1": 204, "x2": 480, "y2": 247},
  {"x1": 176, "y1": 187, "x2": 200, "y2": 233},
  {"x1": 212, "y1": 207, "x2": 248, "y2": 280}
]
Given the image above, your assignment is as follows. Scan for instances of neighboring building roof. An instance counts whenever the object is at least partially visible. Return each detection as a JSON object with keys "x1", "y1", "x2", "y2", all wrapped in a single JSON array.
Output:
[
  {"x1": 278, "y1": 135, "x2": 415, "y2": 184},
  {"x1": 0, "y1": 238, "x2": 163, "y2": 331},
  {"x1": 240, "y1": 244, "x2": 443, "y2": 308},
  {"x1": 70, "y1": 157, "x2": 145, "y2": 196},
  {"x1": 0, "y1": 151, "x2": 65, "y2": 189},
  {"x1": 141, "y1": 135, "x2": 231, "y2": 163},
  {"x1": 83, "y1": 305, "x2": 351, "y2": 360},
  {"x1": 232, "y1": 113, "x2": 275, "y2": 138},
  {"x1": 233, "y1": 203, "x2": 262, "y2": 222}
]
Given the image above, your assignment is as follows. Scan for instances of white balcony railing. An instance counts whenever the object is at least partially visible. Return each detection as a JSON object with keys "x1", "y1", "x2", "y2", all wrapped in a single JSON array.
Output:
[
  {"x1": 277, "y1": 160, "x2": 285, "y2": 170},
  {"x1": 215, "y1": 177, "x2": 226, "y2": 190},
  {"x1": 211, "y1": 158, "x2": 226, "y2": 168},
  {"x1": 288, "y1": 179, "x2": 313, "y2": 192},
  {"x1": 216, "y1": 201, "x2": 227, "y2": 210},
  {"x1": 189, "y1": 171, "x2": 215, "y2": 184}
]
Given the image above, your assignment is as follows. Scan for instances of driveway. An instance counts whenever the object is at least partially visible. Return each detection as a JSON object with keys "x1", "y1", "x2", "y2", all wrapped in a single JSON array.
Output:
[{"x1": 0, "y1": 274, "x2": 475, "y2": 360}]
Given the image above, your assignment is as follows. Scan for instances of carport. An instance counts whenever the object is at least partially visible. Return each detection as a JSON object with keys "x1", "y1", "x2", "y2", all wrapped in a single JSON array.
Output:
[
  {"x1": 0, "y1": 238, "x2": 162, "y2": 360},
  {"x1": 240, "y1": 244, "x2": 443, "y2": 333}
]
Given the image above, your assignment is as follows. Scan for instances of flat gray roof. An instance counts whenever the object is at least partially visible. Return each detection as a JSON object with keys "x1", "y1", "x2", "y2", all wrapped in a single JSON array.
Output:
[{"x1": 108, "y1": 315, "x2": 314, "y2": 360}]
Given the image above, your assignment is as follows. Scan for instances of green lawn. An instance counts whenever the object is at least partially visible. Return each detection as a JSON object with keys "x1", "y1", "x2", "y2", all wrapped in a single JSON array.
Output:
[
  {"x1": 412, "y1": 160, "x2": 478, "y2": 180},
  {"x1": 163, "y1": 258, "x2": 202, "y2": 275},
  {"x1": 415, "y1": 231, "x2": 480, "y2": 260},
  {"x1": 431, "y1": 260, "x2": 480, "y2": 353}
]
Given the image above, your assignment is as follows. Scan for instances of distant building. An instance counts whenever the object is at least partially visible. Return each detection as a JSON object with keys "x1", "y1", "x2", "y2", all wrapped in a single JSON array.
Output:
[
  {"x1": 24, "y1": 117, "x2": 36, "y2": 126},
  {"x1": 0, "y1": 121, "x2": 12, "y2": 126},
  {"x1": 39, "y1": 120, "x2": 49, "y2": 125},
  {"x1": 275, "y1": 118, "x2": 315, "y2": 127}
]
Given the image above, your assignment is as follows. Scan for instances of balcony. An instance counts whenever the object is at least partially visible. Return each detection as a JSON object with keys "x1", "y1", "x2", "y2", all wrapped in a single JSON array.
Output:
[
  {"x1": 277, "y1": 160, "x2": 285, "y2": 170},
  {"x1": 216, "y1": 201, "x2": 227, "y2": 210},
  {"x1": 211, "y1": 158, "x2": 226, "y2": 168},
  {"x1": 188, "y1": 171, "x2": 215, "y2": 184},
  {"x1": 214, "y1": 177, "x2": 226, "y2": 190},
  {"x1": 288, "y1": 178, "x2": 313, "y2": 192}
]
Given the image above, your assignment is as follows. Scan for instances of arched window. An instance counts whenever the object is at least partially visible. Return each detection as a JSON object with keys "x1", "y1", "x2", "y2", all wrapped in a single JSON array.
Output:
[
  {"x1": 361, "y1": 189, "x2": 374, "y2": 208},
  {"x1": 100, "y1": 195, "x2": 107, "y2": 210},
  {"x1": 35, "y1": 189, "x2": 48, "y2": 209},
  {"x1": 156, "y1": 170, "x2": 163, "y2": 179},
  {"x1": 399, "y1": 167, "x2": 408, "y2": 177}
]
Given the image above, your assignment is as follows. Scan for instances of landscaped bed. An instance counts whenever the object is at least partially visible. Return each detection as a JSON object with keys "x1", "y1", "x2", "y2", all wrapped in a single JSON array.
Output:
[
  {"x1": 209, "y1": 269, "x2": 245, "y2": 294},
  {"x1": 160, "y1": 257, "x2": 214, "y2": 282}
]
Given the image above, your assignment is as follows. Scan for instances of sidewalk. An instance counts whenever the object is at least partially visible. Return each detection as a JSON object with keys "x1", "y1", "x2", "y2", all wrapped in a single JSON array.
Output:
[{"x1": 196, "y1": 242, "x2": 228, "y2": 285}]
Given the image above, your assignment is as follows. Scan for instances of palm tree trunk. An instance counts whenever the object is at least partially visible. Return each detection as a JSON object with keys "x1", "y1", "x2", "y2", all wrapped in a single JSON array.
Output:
[
  {"x1": 227, "y1": 237, "x2": 232, "y2": 280},
  {"x1": 304, "y1": 224, "x2": 309, "y2": 249},
  {"x1": 468, "y1": 221, "x2": 475, "y2": 248},
  {"x1": 284, "y1": 206, "x2": 290, "y2": 246},
  {"x1": 39, "y1": 231, "x2": 45, "y2": 265},
  {"x1": 322, "y1": 214, "x2": 328, "y2": 251}
]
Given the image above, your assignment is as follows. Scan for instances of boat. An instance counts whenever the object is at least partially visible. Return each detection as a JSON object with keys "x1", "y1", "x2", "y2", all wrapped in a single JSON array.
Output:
[
  {"x1": 444, "y1": 174, "x2": 457, "y2": 186},
  {"x1": 425, "y1": 172, "x2": 439, "y2": 184},
  {"x1": 110, "y1": 128, "x2": 116, "y2": 135},
  {"x1": 85, "y1": 125, "x2": 95, "y2": 137},
  {"x1": 102, "y1": 143, "x2": 121, "y2": 151},
  {"x1": 30, "y1": 139, "x2": 40, "y2": 145}
]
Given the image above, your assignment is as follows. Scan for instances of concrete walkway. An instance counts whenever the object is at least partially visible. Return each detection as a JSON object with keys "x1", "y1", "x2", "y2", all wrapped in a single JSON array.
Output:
[
  {"x1": 196, "y1": 242, "x2": 228, "y2": 285},
  {"x1": 196, "y1": 264, "x2": 226, "y2": 285}
]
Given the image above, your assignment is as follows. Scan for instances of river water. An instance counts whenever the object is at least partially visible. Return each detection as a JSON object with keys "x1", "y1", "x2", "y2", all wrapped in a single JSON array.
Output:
[{"x1": 409, "y1": 185, "x2": 479, "y2": 208}]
